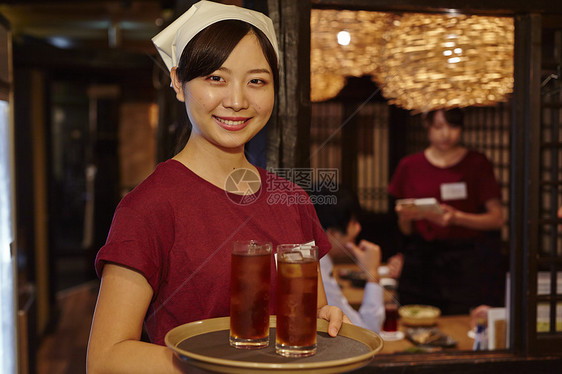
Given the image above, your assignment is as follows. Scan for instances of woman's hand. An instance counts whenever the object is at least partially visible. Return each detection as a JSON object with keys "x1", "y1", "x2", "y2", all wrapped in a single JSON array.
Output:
[
  {"x1": 428, "y1": 199, "x2": 504, "y2": 230},
  {"x1": 425, "y1": 204, "x2": 457, "y2": 227},
  {"x1": 395, "y1": 204, "x2": 422, "y2": 235},
  {"x1": 395, "y1": 204, "x2": 424, "y2": 222},
  {"x1": 317, "y1": 305, "x2": 352, "y2": 337}
]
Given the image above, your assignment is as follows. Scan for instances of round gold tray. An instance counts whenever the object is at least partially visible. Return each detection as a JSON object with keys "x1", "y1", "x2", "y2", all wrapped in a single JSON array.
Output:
[{"x1": 165, "y1": 316, "x2": 383, "y2": 373}]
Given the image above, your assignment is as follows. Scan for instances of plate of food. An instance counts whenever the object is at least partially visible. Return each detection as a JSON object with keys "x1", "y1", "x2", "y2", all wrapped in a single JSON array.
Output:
[
  {"x1": 398, "y1": 305, "x2": 441, "y2": 326},
  {"x1": 405, "y1": 327, "x2": 457, "y2": 348}
]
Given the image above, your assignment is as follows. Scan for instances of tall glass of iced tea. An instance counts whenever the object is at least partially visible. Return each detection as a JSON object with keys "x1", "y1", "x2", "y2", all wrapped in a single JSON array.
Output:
[
  {"x1": 230, "y1": 240, "x2": 272, "y2": 349},
  {"x1": 275, "y1": 244, "x2": 318, "y2": 357}
]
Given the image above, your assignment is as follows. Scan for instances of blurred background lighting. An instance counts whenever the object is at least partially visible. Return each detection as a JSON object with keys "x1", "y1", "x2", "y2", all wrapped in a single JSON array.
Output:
[
  {"x1": 311, "y1": 9, "x2": 514, "y2": 111},
  {"x1": 337, "y1": 30, "x2": 351, "y2": 46}
]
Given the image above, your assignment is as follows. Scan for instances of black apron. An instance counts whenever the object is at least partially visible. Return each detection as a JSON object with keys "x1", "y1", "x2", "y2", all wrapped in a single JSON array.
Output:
[{"x1": 397, "y1": 233, "x2": 505, "y2": 315}]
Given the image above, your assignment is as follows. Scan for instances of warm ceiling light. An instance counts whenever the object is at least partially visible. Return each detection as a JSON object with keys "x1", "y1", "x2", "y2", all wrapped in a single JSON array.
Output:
[
  {"x1": 372, "y1": 13, "x2": 514, "y2": 112},
  {"x1": 310, "y1": 73, "x2": 347, "y2": 102},
  {"x1": 310, "y1": 9, "x2": 391, "y2": 102},
  {"x1": 337, "y1": 30, "x2": 351, "y2": 46},
  {"x1": 310, "y1": 10, "x2": 514, "y2": 111}
]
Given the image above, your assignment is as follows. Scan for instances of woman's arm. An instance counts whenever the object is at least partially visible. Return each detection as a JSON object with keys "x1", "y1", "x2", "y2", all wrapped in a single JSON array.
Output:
[
  {"x1": 316, "y1": 266, "x2": 351, "y2": 336},
  {"x1": 395, "y1": 204, "x2": 426, "y2": 236},
  {"x1": 87, "y1": 264, "x2": 182, "y2": 374},
  {"x1": 397, "y1": 214, "x2": 413, "y2": 235},
  {"x1": 432, "y1": 198, "x2": 504, "y2": 230}
]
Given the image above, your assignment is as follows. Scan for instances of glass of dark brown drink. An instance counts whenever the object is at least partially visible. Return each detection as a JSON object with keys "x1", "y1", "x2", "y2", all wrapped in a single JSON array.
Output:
[
  {"x1": 380, "y1": 296, "x2": 405, "y2": 341},
  {"x1": 275, "y1": 244, "x2": 318, "y2": 357},
  {"x1": 229, "y1": 240, "x2": 272, "y2": 349},
  {"x1": 383, "y1": 301, "x2": 399, "y2": 332}
]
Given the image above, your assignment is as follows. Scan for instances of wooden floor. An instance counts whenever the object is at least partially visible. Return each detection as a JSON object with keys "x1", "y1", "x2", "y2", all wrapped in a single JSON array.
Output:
[{"x1": 37, "y1": 280, "x2": 99, "y2": 374}]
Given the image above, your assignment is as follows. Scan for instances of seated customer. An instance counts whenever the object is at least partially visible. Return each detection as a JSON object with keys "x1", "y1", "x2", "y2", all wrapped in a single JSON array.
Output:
[{"x1": 312, "y1": 187, "x2": 385, "y2": 333}]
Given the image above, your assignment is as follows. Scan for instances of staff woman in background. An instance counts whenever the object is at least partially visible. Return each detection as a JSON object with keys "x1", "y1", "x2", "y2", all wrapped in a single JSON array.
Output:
[
  {"x1": 87, "y1": 2, "x2": 347, "y2": 373},
  {"x1": 387, "y1": 108, "x2": 505, "y2": 315}
]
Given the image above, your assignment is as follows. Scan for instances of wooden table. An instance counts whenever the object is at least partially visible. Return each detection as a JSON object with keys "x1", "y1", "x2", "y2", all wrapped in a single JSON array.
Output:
[
  {"x1": 333, "y1": 263, "x2": 474, "y2": 354},
  {"x1": 381, "y1": 315, "x2": 474, "y2": 353}
]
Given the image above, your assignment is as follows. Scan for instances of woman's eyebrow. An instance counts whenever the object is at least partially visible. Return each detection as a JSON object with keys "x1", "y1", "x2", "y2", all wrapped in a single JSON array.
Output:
[
  {"x1": 248, "y1": 68, "x2": 272, "y2": 75},
  {"x1": 217, "y1": 67, "x2": 271, "y2": 75}
]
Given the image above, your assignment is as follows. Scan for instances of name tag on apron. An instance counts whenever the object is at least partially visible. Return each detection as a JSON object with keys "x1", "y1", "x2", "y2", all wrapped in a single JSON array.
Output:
[{"x1": 440, "y1": 182, "x2": 467, "y2": 201}]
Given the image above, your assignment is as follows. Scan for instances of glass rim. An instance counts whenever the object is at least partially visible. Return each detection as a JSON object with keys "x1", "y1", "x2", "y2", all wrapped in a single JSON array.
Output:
[
  {"x1": 276, "y1": 243, "x2": 318, "y2": 250},
  {"x1": 276, "y1": 244, "x2": 318, "y2": 261},
  {"x1": 277, "y1": 244, "x2": 319, "y2": 252},
  {"x1": 232, "y1": 240, "x2": 272, "y2": 254}
]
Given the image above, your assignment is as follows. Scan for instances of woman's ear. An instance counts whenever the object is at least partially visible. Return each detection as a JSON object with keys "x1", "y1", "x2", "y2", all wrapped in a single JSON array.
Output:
[{"x1": 170, "y1": 67, "x2": 185, "y2": 102}]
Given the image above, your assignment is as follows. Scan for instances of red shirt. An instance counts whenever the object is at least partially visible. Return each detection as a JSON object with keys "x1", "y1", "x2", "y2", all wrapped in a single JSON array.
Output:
[
  {"x1": 95, "y1": 160, "x2": 330, "y2": 345},
  {"x1": 388, "y1": 150, "x2": 501, "y2": 241}
]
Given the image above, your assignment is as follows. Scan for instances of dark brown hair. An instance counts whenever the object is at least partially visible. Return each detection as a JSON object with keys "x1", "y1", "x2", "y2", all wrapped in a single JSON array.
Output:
[
  {"x1": 423, "y1": 108, "x2": 464, "y2": 128},
  {"x1": 175, "y1": 20, "x2": 279, "y2": 89}
]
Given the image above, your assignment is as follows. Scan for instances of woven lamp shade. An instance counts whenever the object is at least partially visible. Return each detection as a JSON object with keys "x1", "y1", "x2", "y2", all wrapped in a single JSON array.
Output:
[
  {"x1": 374, "y1": 13, "x2": 514, "y2": 112},
  {"x1": 310, "y1": 73, "x2": 346, "y2": 103},
  {"x1": 310, "y1": 9, "x2": 391, "y2": 102}
]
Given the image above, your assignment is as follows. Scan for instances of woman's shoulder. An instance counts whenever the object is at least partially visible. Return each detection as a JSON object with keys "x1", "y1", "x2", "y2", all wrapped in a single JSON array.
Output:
[
  {"x1": 463, "y1": 149, "x2": 493, "y2": 165},
  {"x1": 119, "y1": 159, "x2": 192, "y2": 207}
]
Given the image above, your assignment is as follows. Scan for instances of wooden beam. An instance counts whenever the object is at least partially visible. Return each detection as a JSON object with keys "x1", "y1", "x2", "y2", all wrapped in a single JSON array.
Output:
[
  {"x1": 13, "y1": 37, "x2": 154, "y2": 71},
  {"x1": 266, "y1": 0, "x2": 312, "y2": 169},
  {"x1": 510, "y1": 13, "x2": 542, "y2": 356}
]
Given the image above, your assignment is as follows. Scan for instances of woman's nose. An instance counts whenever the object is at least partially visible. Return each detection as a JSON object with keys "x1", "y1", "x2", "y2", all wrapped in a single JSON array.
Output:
[{"x1": 223, "y1": 83, "x2": 248, "y2": 111}]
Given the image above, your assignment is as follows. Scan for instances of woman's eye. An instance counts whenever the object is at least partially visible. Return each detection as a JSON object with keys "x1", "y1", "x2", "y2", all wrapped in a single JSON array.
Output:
[
  {"x1": 208, "y1": 75, "x2": 223, "y2": 82},
  {"x1": 250, "y1": 78, "x2": 266, "y2": 85}
]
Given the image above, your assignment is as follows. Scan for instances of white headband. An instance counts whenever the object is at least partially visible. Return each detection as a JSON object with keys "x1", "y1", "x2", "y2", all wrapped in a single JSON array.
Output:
[{"x1": 152, "y1": 0, "x2": 279, "y2": 72}]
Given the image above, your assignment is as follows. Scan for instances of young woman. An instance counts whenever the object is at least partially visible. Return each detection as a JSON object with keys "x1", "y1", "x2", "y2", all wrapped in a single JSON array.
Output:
[
  {"x1": 87, "y1": 2, "x2": 347, "y2": 373},
  {"x1": 387, "y1": 108, "x2": 505, "y2": 315}
]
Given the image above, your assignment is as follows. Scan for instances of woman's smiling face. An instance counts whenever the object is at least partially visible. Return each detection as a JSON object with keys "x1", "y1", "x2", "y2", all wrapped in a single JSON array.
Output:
[{"x1": 176, "y1": 32, "x2": 275, "y2": 151}]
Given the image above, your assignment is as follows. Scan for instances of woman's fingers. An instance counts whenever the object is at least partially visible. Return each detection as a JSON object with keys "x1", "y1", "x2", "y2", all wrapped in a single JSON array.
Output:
[{"x1": 317, "y1": 305, "x2": 350, "y2": 337}]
